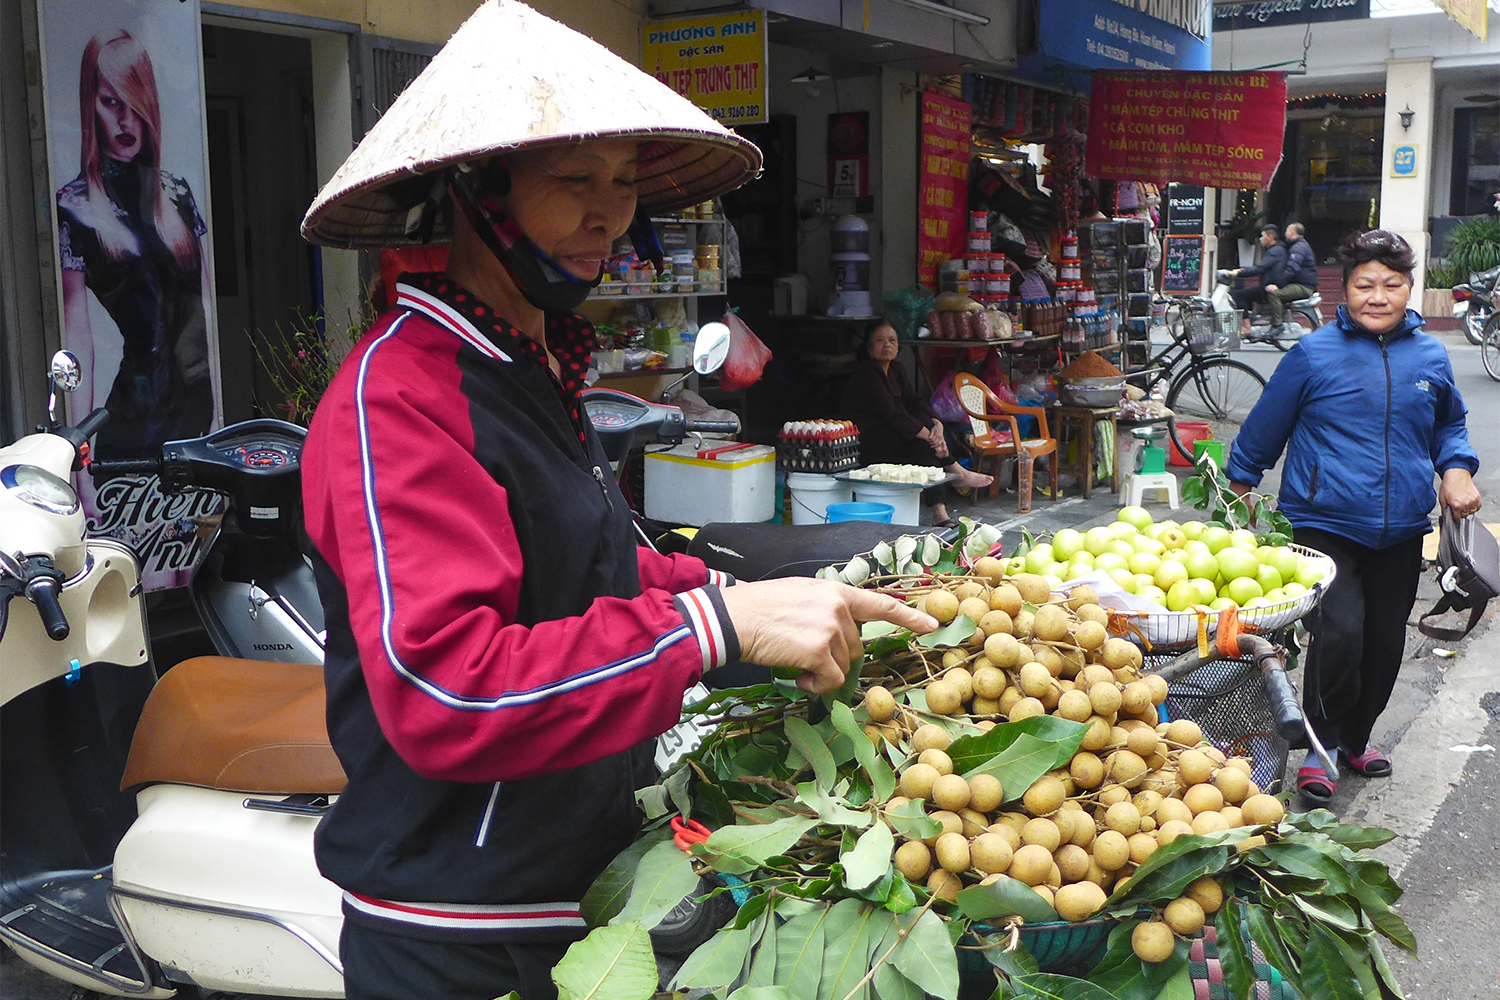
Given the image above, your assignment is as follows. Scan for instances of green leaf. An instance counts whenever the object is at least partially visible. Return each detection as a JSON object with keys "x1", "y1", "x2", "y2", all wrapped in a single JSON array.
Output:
[
  {"x1": 884, "y1": 873, "x2": 918, "y2": 914},
  {"x1": 1328, "y1": 927, "x2": 1383, "y2": 998},
  {"x1": 785, "y1": 716, "x2": 837, "y2": 788},
  {"x1": 581, "y1": 829, "x2": 671, "y2": 927},
  {"x1": 748, "y1": 899, "x2": 780, "y2": 986},
  {"x1": 610, "y1": 840, "x2": 700, "y2": 930},
  {"x1": 1290, "y1": 921, "x2": 1366, "y2": 1000},
  {"x1": 842, "y1": 820, "x2": 896, "y2": 891},
  {"x1": 1110, "y1": 827, "x2": 1258, "y2": 904},
  {"x1": 729, "y1": 989, "x2": 796, "y2": 1000},
  {"x1": 1215, "y1": 898, "x2": 1256, "y2": 1000},
  {"x1": 955, "y1": 876, "x2": 1058, "y2": 924},
  {"x1": 796, "y1": 781, "x2": 874, "y2": 828},
  {"x1": 1322, "y1": 822, "x2": 1397, "y2": 850},
  {"x1": 1243, "y1": 903, "x2": 1299, "y2": 985},
  {"x1": 775, "y1": 905, "x2": 832, "y2": 999},
  {"x1": 884, "y1": 798, "x2": 943, "y2": 841},
  {"x1": 890, "y1": 909, "x2": 960, "y2": 1000},
  {"x1": 1010, "y1": 973, "x2": 1122, "y2": 1000},
  {"x1": 1291, "y1": 893, "x2": 1361, "y2": 932},
  {"x1": 955, "y1": 719, "x2": 1088, "y2": 802},
  {"x1": 1366, "y1": 933, "x2": 1408, "y2": 998},
  {"x1": 670, "y1": 920, "x2": 758, "y2": 990},
  {"x1": 1359, "y1": 894, "x2": 1417, "y2": 954},
  {"x1": 915, "y1": 615, "x2": 978, "y2": 649},
  {"x1": 975, "y1": 930, "x2": 1040, "y2": 977},
  {"x1": 872, "y1": 964, "x2": 925, "y2": 1000},
  {"x1": 833, "y1": 702, "x2": 899, "y2": 803},
  {"x1": 820, "y1": 899, "x2": 878, "y2": 1000},
  {"x1": 948, "y1": 715, "x2": 1089, "y2": 775},
  {"x1": 1180, "y1": 478, "x2": 1206, "y2": 506},
  {"x1": 1159, "y1": 961, "x2": 1194, "y2": 1000},
  {"x1": 699, "y1": 816, "x2": 818, "y2": 876},
  {"x1": 1111, "y1": 845, "x2": 1229, "y2": 906},
  {"x1": 553, "y1": 921, "x2": 658, "y2": 1000},
  {"x1": 1252, "y1": 841, "x2": 1352, "y2": 894},
  {"x1": 1084, "y1": 922, "x2": 1189, "y2": 1000}
]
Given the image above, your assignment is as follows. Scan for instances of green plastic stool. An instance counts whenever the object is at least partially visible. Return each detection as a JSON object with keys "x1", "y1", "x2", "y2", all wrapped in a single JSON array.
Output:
[{"x1": 1139, "y1": 445, "x2": 1167, "y2": 474}]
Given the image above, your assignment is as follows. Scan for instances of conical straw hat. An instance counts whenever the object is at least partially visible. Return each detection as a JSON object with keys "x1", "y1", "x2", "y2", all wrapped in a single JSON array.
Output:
[{"x1": 303, "y1": 0, "x2": 762, "y2": 248}]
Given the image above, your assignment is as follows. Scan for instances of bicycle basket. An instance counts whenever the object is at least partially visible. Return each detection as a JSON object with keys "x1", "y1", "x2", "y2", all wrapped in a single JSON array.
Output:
[
  {"x1": 1148, "y1": 652, "x2": 1290, "y2": 793},
  {"x1": 1187, "y1": 313, "x2": 1235, "y2": 354}
]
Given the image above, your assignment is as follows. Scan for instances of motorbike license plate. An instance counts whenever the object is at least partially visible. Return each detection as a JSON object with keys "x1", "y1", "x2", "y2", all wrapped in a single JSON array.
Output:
[
  {"x1": 1453, "y1": 300, "x2": 1468, "y2": 317},
  {"x1": 655, "y1": 682, "x2": 715, "y2": 772}
]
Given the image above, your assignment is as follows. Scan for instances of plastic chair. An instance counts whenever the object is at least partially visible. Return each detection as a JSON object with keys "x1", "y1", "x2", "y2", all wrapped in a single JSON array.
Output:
[{"x1": 954, "y1": 372, "x2": 1059, "y2": 514}]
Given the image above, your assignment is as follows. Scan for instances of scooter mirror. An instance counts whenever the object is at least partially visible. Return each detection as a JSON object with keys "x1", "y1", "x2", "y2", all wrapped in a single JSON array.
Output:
[
  {"x1": 48, "y1": 350, "x2": 81, "y2": 425},
  {"x1": 694, "y1": 321, "x2": 731, "y2": 375}
]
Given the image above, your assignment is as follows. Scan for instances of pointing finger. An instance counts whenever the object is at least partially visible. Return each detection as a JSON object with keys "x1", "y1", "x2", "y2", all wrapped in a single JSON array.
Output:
[{"x1": 840, "y1": 586, "x2": 938, "y2": 634}]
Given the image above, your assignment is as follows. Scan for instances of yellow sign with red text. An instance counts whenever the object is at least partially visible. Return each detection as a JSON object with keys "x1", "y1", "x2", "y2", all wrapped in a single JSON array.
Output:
[
  {"x1": 1435, "y1": 0, "x2": 1486, "y2": 42},
  {"x1": 642, "y1": 11, "x2": 768, "y2": 126}
]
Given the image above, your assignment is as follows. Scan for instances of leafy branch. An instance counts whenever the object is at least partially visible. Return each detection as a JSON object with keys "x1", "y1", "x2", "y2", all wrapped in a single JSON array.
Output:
[{"x1": 1178, "y1": 454, "x2": 1294, "y2": 545}]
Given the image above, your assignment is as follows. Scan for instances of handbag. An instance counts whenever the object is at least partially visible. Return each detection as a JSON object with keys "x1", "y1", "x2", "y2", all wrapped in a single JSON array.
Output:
[{"x1": 1418, "y1": 507, "x2": 1499, "y2": 641}]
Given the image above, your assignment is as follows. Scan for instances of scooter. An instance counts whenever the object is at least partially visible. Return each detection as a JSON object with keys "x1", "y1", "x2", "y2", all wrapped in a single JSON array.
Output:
[
  {"x1": 1451, "y1": 264, "x2": 1498, "y2": 348},
  {"x1": 1211, "y1": 269, "x2": 1324, "y2": 352},
  {"x1": 1, "y1": 352, "x2": 345, "y2": 998}
]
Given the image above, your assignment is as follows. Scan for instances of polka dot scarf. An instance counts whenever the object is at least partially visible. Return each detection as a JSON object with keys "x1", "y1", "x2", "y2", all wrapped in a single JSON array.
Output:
[{"x1": 404, "y1": 272, "x2": 595, "y2": 447}]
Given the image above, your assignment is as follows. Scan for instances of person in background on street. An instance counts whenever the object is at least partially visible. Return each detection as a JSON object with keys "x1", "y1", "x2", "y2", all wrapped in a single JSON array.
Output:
[
  {"x1": 56, "y1": 28, "x2": 215, "y2": 459},
  {"x1": 1263, "y1": 222, "x2": 1319, "y2": 334},
  {"x1": 1224, "y1": 228, "x2": 1481, "y2": 809},
  {"x1": 297, "y1": 5, "x2": 936, "y2": 998},
  {"x1": 1228, "y1": 224, "x2": 1288, "y2": 334},
  {"x1": 840, "y1": 321, "x2": 994, "y2": 526}
]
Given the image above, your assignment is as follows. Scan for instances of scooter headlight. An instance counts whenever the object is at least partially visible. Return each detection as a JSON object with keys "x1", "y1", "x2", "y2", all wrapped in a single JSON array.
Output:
[{"x1": 1, "y1": 464, "x2": 80, "y2": 515}]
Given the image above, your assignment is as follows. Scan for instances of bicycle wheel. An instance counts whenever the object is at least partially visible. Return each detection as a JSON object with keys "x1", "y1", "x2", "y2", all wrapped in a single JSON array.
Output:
[
  {"x1": 1166, "y1": 358, "x2": 1267, "y2": 463},
  {"x1": 1482, "y1": 311, "x2": 1500, "y2": 382}
]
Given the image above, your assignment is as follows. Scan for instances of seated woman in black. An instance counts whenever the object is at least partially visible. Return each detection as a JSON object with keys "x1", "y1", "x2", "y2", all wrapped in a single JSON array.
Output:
[{"x1": 840, "y1": 322, "x2": 992, "y2": 526}]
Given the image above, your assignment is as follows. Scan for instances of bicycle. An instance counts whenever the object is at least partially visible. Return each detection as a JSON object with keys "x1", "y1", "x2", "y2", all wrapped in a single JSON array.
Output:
[
  {"x1": 1128, "y1": 295, "x2": 1268, "y2": 464},
  {"x1": 1481, "y1": 309, "x2": 1500, "y2": 382}
]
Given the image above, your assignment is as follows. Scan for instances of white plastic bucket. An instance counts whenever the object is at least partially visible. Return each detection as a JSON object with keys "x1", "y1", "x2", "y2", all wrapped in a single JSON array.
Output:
[
  {"x1": 852, "y1": 481, "x2": 922, "y2": 526},
  {"x1": 786, "y1": 472, "x2": 853, "y2": 525}
]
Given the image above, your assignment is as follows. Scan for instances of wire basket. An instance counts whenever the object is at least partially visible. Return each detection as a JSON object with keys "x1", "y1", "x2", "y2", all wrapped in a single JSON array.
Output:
[
  {"x1": 1149, "y1": 652, "x2": 1291, "y2": 794},
  {"x1": 1187, "y1": 310, "x2": 1242, "y2": 354},
  {"x1": 960, "y1": 915, "x2": 1121, "y2": 977}
]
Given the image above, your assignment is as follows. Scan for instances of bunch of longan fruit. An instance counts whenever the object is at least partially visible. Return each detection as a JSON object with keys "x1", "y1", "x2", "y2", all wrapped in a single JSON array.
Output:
[{"x1": 859, "y1": 557, "x2": 1289, "y2": 961}]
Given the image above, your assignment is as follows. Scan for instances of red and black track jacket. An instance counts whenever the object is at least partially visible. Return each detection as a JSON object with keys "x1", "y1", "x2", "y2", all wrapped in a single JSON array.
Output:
[{"x1": 302, "y1": 274, "x2": 737, "y2": 943}]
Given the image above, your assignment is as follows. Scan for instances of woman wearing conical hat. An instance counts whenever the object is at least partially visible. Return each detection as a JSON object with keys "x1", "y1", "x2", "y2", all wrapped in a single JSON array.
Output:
[{"x1": 300, "y1": 4, "x2": 933, "y2": 996}]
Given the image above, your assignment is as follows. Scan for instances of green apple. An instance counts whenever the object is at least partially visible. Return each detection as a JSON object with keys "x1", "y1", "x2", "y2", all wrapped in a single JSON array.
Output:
[
  {"x1": 1024, "y1": 543, "x2": 1055, "y2": 575},
  {"x1": 1051, "y1": 528, "x2": 1085, "y2": 561},
  {"x1": 1182, "y1": 539, "x2": 1210, "y2": 555},
  {"x1": 1138, "y1": 584, "x2": 1167, "y2": 606},
  {"x1": 1111, "y1": 540, "x2": 1137, "y2": 558},
  {"x1": 1209, "y1": 596, "x2": 1237, "y2": 611},
  {"x1": 1218, "y1": 583, "x2": 1233, "y2": 599},
  {"x1": 1166, "y1": 579, "x2": 1198, "y2": 612},
  {"x1": 1134, "y1": 573, "x2": 1158, "y2": 594},
  {"x1": 1065, "y1": 562, "x2": 1094, "y2": 581},
  {"x1": 1230, "y1": 528, "x2": 1258, "y2": 550},
  {"x1": 1154, "y1": 559, "x2": 1190, "y2": 591},
  {"x1": 1181, "y1": 520, "x2": 1207, "y2": 541},
  {"x1": 1183, "y1": 550, "x2": 1220, "y2": 582},
  {"x1": 1131, "y1": 535, "x2": 1166, "y2": 557},
  {"x1": 1265, "y1": 546, "x2": 1300, "y2": 583},
  {"x1": 1128, "y1": 552, "x2": 1162, "y2": 577},
  {"x1": 1006, "y1": 556, "x2": 1026, "y2": 575},
  {"x1": 1263, "y1": 587, "x2": 1287, "y2": 604},
  {"x1": 1202, "y1": 526, "x2": 1232, "y2": 554},
  {"x1": 1094, "y1": 552, "x2": 1129, "y2": 574},
  {"x1": 1110, "y1": 520, "x2": 1140, "y2": 540},
  {"x1": 1158, "y1": 527, "x2": 1188, "y2": 550},
  {"x1": 1069, "y1": 551, "x2": 1096, "y2": 568},
  {"x1": 1190, "y1": 578, "x2": 1218, "y2": 605},
  {"x1": 1084, "y1": 526, "x2": 1117, "y2": 556},
  {"x1": 1225, "y1": 577, "x2": 1264, "y2": 605},
  {"x1": 1216, "y1": 547, "x2": 1260, "y2": 582},
  {"x1": 1109, "y1": 568, "x2": 1137, "y2": 592},
  {"x1": 1243, "y1": 596, "x2": 1273, "y2": 611},
  {"x1": 1118, "y1": 505, "x2": 1155, "y2": 532},
  {"x1": 1295, "y1": 565, "x2": 1325, "y2": 588},
  {"x1": 1254, "y1": 563, "x2": 1283, "y2": 594},
  {"x1": 1282, "y1": 581, "x2": 1308, "y2": 598},
  {"x1": 1044, "y1": 574, "x2": 1063, "y2": 590}
]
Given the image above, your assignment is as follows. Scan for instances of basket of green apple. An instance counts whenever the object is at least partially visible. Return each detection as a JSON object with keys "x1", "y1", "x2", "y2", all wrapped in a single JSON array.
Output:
[{"x1": 1040, "y1": 506, "x2": 1335, "y2": 650}]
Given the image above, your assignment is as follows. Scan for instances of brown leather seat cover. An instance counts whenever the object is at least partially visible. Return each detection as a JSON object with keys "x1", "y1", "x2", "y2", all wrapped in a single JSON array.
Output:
[{"x1": 121, "y1": 656, "x2": 346, "y2": 795}]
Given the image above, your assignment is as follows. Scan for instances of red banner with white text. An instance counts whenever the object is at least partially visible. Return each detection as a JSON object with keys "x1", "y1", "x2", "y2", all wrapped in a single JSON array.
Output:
[
  {"x1": 918, "y1": 90, "x2": 971, "y2": 291},
  {"x1": 1086, "y1": 72, "x2": 1288, "y2": 190}
]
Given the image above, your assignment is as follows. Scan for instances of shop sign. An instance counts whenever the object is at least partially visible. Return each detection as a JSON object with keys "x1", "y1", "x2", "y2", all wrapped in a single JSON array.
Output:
[
  {"x1": 1086, "y1": 71, "x2": 1288, "y2": 189},
  {"x1": 1034, "y1": 0, "x2": 1212, "y2": 73},
  {"x1": 918, "y1": 91, "x2": 971, "y2": 291},
  {"x1": 1433, "y1": 0, "x2": 1487, "y2": 42},
  {"x1": 38, "y1": 0, "x2": 224, "y2": 591},
  {"x1": 642, "y1": 10, "x2": 768, "y2": 125},
  {"x1": 1166, "y1": 184, "x2": 1206, "y2": 235},
  {"x1": 1212, "y1": 0, "x2": 1370, "y2": 33},
  {"x1": 1391, "y1": 144, "x2": 1419, "y2": 178},
  {"x1": 827, "y1": 112, "x2": 870, "y2": 198}
]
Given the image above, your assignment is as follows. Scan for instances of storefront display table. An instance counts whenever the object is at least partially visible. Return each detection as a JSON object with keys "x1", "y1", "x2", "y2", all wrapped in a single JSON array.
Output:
[{"x1": 1052, "y1": 405, "x2": 1119, "y2": 498}]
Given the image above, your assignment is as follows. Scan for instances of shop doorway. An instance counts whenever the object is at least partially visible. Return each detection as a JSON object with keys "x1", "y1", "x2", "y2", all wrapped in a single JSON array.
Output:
[
  {"x1": 202, "y1": 24, "x2": 321, "y2": 423},
  {"x1": 1279, "y1": 113, "x2": 1384, "y2": 258}
]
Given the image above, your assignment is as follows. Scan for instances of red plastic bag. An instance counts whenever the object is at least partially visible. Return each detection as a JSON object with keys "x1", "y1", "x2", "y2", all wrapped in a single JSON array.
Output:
[{"x1": 718, "y1": 310, "x2": 772, "y2": 392}]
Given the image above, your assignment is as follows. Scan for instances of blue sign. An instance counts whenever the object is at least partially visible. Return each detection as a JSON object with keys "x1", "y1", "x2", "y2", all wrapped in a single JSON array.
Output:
[
  {"x1": 1392, "y1": 145, "x2": 1418, "y2": 178},
  {"x1": 1025, "y1": 0, "x2": 1212, "y2": 80}
]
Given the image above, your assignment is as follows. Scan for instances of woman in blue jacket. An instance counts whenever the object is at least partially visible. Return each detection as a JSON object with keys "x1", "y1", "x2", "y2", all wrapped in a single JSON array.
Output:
[{"x1": 1226, "y1": 229, "x2": 1481, "y2": 806}]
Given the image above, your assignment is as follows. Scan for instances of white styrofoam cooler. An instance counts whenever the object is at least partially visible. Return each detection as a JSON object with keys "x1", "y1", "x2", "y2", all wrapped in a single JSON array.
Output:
[{"x1": 644, "y1": 443, "x2": 777, "y2": 525}]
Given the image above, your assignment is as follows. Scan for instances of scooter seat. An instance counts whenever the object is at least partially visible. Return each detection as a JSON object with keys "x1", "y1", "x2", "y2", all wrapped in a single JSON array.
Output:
[{"x1": 121, "y1": 656, "x2": 346, "y2": 795}]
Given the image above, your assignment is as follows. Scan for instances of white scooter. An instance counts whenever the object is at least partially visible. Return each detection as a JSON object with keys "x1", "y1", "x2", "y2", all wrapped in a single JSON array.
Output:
[
  {"x1": 1, "y1": 352, "x2": 345, "y2": 998},
  {"x1": 1211, "y1": 269, "x2": 1324, "y2": 352}
]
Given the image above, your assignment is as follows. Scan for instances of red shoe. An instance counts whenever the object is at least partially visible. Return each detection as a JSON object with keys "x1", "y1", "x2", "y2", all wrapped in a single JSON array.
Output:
[
  {"x1": 1296, "y1": 764, "x2": 1336, "y2": 805},
  {"x1": 1342, "y1": 747, "x2": 1392, "y2": 777}
]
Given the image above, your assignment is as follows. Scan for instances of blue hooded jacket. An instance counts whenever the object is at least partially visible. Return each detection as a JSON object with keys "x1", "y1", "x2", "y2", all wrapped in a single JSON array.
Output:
[{"x1": 1225, "y1": 305, "x2": 1478, "y2": 549}]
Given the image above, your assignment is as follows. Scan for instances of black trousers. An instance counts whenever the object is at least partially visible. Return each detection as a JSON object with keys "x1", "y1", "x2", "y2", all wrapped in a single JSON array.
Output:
[
  {"x1": 1229, "y1": 285, "x2": 1269, "y2": 313},
  {"x1": 1295, "y1": 526, "x2": 1425, "y2": 763},
  {"x1": 341, "y1": 921, "x2": 572, "y2": 1000}
]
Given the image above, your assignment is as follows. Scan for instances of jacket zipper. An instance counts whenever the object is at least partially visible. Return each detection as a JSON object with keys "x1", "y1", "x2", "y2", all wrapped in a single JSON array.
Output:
[
  {"x1": 1380, "y1": 339, "x2": 1392, "y2": 548},
  {"x1": 475, "y1": 782, "x2": 502, "y2": 848},
  {"x1": 592, "y1": 466, "x2": 615, "y2": 511},
  {"x1": 1308, "y1": 459, "x2": 1319, "y2": 502}
]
